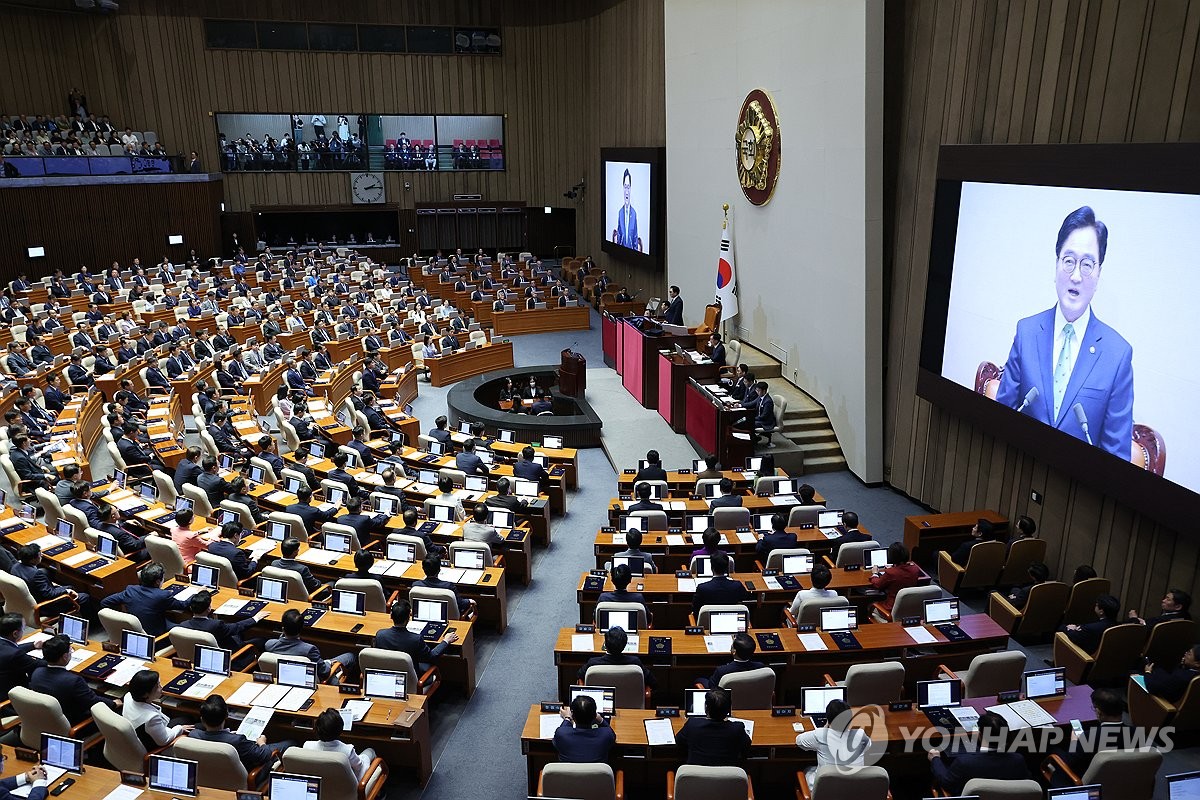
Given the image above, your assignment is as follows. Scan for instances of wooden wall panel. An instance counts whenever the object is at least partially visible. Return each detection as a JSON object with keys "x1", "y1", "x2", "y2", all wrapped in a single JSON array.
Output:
[
  {"x1": 884, "y1": 0, "x2": 1200, "y2": 613},
  {"x1": 0, "y1": 0, "x2": 664, "y2": 293}
]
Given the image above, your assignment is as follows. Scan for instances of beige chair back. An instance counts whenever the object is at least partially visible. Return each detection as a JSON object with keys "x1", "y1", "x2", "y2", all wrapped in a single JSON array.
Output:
[
  {"x1": 257, "y1": 652, "x2": 311, "y2": 679},
  {"x1": 409, "y1": 585, "x2": 460, "y2": 620},
  {"x1": 764, "y1": 548, "x2": 812, "y2": 571},
  {"x1": 997, "y1": 538, "x2": 1047, "y2": 586},
  {"x1": 890, "y1": 585, "x2": 943, "y2": 621},
  {"x1": 0, "y1": 571, "x2": 45, "y2": 628},
  {"x1": 696, "y1": 604, "x2": 752, "y2": 630},
  {"x1": 712, "y1": 507, "x2": 751, "y2": 530},
  {"x1": 439, "y1": 467, "x2": 467, "y2": 486},
  {"x1": 98, "y1": 607, "x2": 148, "y2": 639},
  {"x1": 834, "y1": 540, "x2": 880, "y2": 568},
  {"x1": 249, "y1": 457, "x2": 278, "y2": 484},
  {"x1": 336, "y1": 578, "x2": 390, "y2": 613},
  {"x1": 584, "y1": 664, "x2": 646, "y2": 709},
  {"x1": 958, "y1": 540, "x2": 1006, "y2": 590},
  {"x1": 842, "y1": 662, "x2": 905, "y2": 706},
  {"x1": 195, "y1": 551, "x2": 241, "y2": 588},
  {"x1": 1013, "y1": 581, "x2": 1071, "y2": 637},
  {"x1": 960, "y1": 650, "x2": 1027, "y2": 697},
  {"x1": 385, "y1": 532, "x2": 427, "y2": 561},
  {"x1": 1063, "y1": 577, "x2": 1112, "y2": 626},
  {"x1": 796, "y1": 595, "x2": 850, "y2": 625},
  {"x1": 1089, "y1": 624, "x2": 1152, "y2": 685},
  {"x1": 358, "y1": 648, "x2": 420, "y2": 692},
  {"x1": 172, "y1": 737, "x2": 250, "y2": 790},
  {"x1": 8, "y1": 687, "x2": 72, "y2": 748},
  {"x1": 595, "y1": 601, "x2": 648, "y2": 632},
  {"x1": 321, "y1": 521, "x2": 362, "y2": 552},
  {"x1": 182, "y1": 484, "x2": 215, "y2": 518},
  {"x1": 787, "y1": 504, "x2": 825, "y2": 526},
  {"x1": 145, "y1": 536, "x2": 186, "y2": 581},
  {"x1": 221, "y1": 499, "x2": 260, "y2": 531},
  {"x1": 539, "y1": 763, "x2": 616, "y2": 800},
  {"x1": 808, "y1": 765, "x2": 890, "y2": 800},
  {"x1": 672, "y1": 765, "x2": 749, "y2": 800},
  {"x1": 633, "y1": 480, "x2": 668, "y2": 499},
  {"x1": 961, "y1": 778, "x2": 1044, "y2": 799},
  {"x1": 152, "y1": 469, "x2": 179, "y2": 506},
  {"x1": 62, "y1": 504, "x2": 91, "y2": 543},
  {"x1": 1144, "y1": 618, "x2": 1198, "y2": 667},
  {"x1": 34, "y1": 488, "x2": 63, "y2": 531},
  {"x1": 630, "y1": 510, "x2": 668, "y2": 531},
  {"x1": 718, "y1": 666, "x2": 775, "y2": 709},
  {"x1": 267, "y1": 510, "x2": 310, "y2": 542},
  {"x1": 694, "y1": 478, "x2": 723, "y2": 498},
  {"x1": 93, "y1": 702, "x2": 149, "y2": 772},
  {"x1": 1079, "y1": 749, "x2": 1162, "y2": 800},
  {"x1": 280, "y1": 748, "x2": 376, "y2": 800},
  {"x1": 168, "y1": 627, "x2": 219, "y2": 663},
  {"x1": 263, "y1": 565, "x2": 312, "y2": 601}
]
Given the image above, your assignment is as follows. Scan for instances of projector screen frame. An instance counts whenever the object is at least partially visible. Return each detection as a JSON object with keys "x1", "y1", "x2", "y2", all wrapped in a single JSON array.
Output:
[
  {"x1": 917, "y1": 143, "x2": 1200, "y2": 533},
  {"x1": 600, "y1": 145, "x2": 665, "y2": 271}
]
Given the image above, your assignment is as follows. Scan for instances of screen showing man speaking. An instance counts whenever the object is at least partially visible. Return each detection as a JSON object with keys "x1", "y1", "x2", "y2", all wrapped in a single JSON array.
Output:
[
  {"x1": 939, "y1": 181, "x2": 1200, "y2": 495},
  {"x1": 605, "y1": 160, "x2": 652, "y2": 254}
]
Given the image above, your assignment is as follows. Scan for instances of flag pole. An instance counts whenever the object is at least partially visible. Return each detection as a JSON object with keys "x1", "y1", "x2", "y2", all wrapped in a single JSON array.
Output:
[{"x1": 720, "y1": 203, "x2": 729, "y2": 343}]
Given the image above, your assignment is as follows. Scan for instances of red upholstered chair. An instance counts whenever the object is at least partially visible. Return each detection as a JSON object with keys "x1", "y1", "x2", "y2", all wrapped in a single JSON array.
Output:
[
  {"x1": 1131, "y1": 423, "x2": 1166, "y2": 476},
  {"x1": 974, "y1": 360, "x2": 1003, "y2": 398}
]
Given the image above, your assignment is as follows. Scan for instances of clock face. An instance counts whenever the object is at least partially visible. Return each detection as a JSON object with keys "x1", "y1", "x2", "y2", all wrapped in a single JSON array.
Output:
[{"x1": 351, "y1": 172, "x2": 385, "y2": 204}]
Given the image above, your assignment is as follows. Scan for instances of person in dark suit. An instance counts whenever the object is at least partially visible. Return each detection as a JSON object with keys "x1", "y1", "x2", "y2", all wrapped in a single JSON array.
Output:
[
  {"x1": 1004, "y1": 562, "x2": 1051, "y2": 612},
  {"x1": 66, "y1": 354, "x2": 94, "y2": 388},
  {"x1": 411, "y1": 555, "x2": 471, "y2": 615},
  {"x1": 340, "y1": 428, "x2": 375, "y2": 469},
  {"x1": 428, "y1": 415, "x2": 452, "y2": 445},
  {"x1": 676, "y1": 687, "x2": 751, "y2": 766},
  {"x1": 485, "y1": 478, "x2": 528, "y2": 515},
  {"x1": 207, "y1": 412, "x2": 253, "y2": 460},
  {"x1": 633, "y1": 450, "x2": 668, "y2": 484},
  {"x1": 266, "y1": 609, "x2": 356, "y2": 685},
  {"x1": 692, "y1": 552, "x2": 750, "y2": 617},
  {"x1": 227, "y1": 477, "x2": 266, "y2": 525},
  {"x1": 552, "y1": 693, "x2": 616, "y2": 764},
  {"x1": 513, "y1": 445, "x2": 550, "y2": 490},
  {"x1": 701, "y1": 632, "x2": 766, "y2": 689},
  {"x1": 949, "y1": 518, "x2": 999, "y2": 566},
  {"x1": 208, "y1": 522, "x2": 258, "y2": 581},
  {"x1": 328, "y1": 452, "x2": 364, "y2": 498},
  {"x1": 373, "y1": 599, "x2": 459, "y2": 672},
  {"x1": 708, "y1": 477, "x2": 744, "y2": 509},
  {"x1": 0, "y1": 613, "x2": 43, "y2": 701},
  {"x1": 285, "y1": 486, "x2": 338, "y2": 535},
  {"x1": 174, "y1": 446, "x2": 203, "y2": 492},
  {"x1": 13, "y1": 544, "x2": 90, "y2": 616},
  {"x1": 755, "y1": 513, "x2": 797, "y2": 563},
  {"x1": 708, "y1": 333, "x2": 727, "y2": 366},
  {"x1": 43, "y1": 375, "x2": 70, "y2": 412},
  {"x1": 455, "y1": 438, "x2": 490, "y2": 477},
  {"x1": 613, "y1": 169, "x2": 640, "y2": 250},
  {"x1": 1060, "y1": 594, "x2": 1121, "y2": 654},
  {"x1": 190, "y1": 695, "x2": 295, "y2": 772},
  {"x1": 1128, "y1": 588, "x2": 1193, "y2": 629},
  {"x1": 145, "y1": 362, "x2": 171, "y2": 392},
  {"x1": 0, "y1": 765, "x2": 48, "y2": 800},
  {"x1": 30, "y1": 635, "x2": 118, "y2": 723},
  {"x1": 627, "y1": 481, "x2": 662, "y2": 513},
  {"x1": 117, "y1": 423, "x2": 166, "y2": 471},
  {"x1": 196, "y1": 456, "x2": 233, "y2": 508},
  {"x1": 336, "y1": 498, "x2": 389, "y2": 543},
  {"x1": 1144, "y1": 644, "x2": 1200, "y2": 704},
  {"x1": 827, "y1": 511, "x2": 871, "y2": 558},
  {"x1": 662, "y1": 285, "x2": 684, "y2": 326},
  {"x1": 993, "y1": 206, "x2": 1133, "y2": 458},
  {"x1": 1047, "y1": 689, "x2": 1137, "y2": 785},
  {"x1": 9, "y1": 435, "x2": 54, "y2": 485},
  {"x1": 577, "y1": 625, "x2": 656, "y2": 689},
  {"x1": 273, "y1": 537, "x2": 323, "y2": 594},
  {"x1": 596, "y1": 563, "x2": 648, "y2": 619},
  {"x1": 100, "y1": 563, "x2": 189, "y2": 636},
  {"x1": 929, "y1": 711, "x2": 1030, "y2": 795},
  {"x1": 67, "y1": 481, "x2": 105, "y2": 528},
  {"x1": 750, "y1": 381, "x2": 776, "y2": 447},
  {"x1": 177, "y1": 590, "x2": 267, "y2": 651},
  {"x1": 95, "y1": 505, "x2": 147, "y2": 561}
]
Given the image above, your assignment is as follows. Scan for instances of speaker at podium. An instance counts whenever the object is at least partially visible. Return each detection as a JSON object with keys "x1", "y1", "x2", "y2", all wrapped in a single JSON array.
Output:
[{"x1": 558, "y1": 348, "x2": 586, "y2": 398}]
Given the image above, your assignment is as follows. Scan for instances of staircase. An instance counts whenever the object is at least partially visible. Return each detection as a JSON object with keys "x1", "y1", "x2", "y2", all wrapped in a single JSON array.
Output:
[{"x1": 735, "y1": 342, "x2": 847, "y2": 475}]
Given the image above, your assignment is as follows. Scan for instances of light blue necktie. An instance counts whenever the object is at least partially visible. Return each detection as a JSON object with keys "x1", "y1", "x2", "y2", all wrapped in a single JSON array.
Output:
[{"x1": 1053, "y1": 323, "x2": 1075, "y2": 421}]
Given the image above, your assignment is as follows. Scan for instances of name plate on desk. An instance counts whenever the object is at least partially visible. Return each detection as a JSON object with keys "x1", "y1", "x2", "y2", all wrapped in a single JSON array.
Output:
[
  {"x1": 172, "y1": 657, "x2": 191, "y2": 669},
  {"x1": 678, "y1": 469, "x2": 692, "y2": 475},
  {"x1": 795, "y1": 624, "x2": 816, "y2": 633},
  {"x1": 890, "y1": 701, "x2": 914, "y2": 712},
  {"x1": 601, "y1": 527, "x2": 616, "y2": 533},
  {"x1": 575, "y1": 624, "x2": 595, "y2": 633},
  {"x1": 900, "y1": 616, "x2": 921, "y2": 627},
  {"x1": 656, "y1": 707, "x2": 680, "y2": 718},
  {"x1": 675, "y1": 570, "x2": 690, "y2": 578},
  {"x1": 338, "y1": 683, "x2": 361, "y2": 694},
  {"x1": 622, "y1": 469, "x2": 636, "y2": 475},
  {"x1": 843, "y1": 564, "x2": 861, "y2": 572},
  {"x1": 589, "y1": 569, "x2": 607, "y2": 577},
  {"x1": 540, "y1": 702, "x2": 563, "y2": 713},
  {"x1": 102, "y1": 641, "x2": 120, "y2": 653},
  {"x1": 684, "y1": 626, "x2": 704, "y2": 635},
  {"x1": 14, "y1": 748, "x2": 38, "y2": 763},
  {"x1": 761, "y1": 569, "x2": 779, "y2": 577},
  {"x1": 238, "y1": 587, "x2": 255, "y2": 597},
  {"x1": 771, "y1": 706, "x2": 797, "y2": 717},
  {"x1": 997, "y1": 690, "x2": 1021, "y2": 703},
  {"x1": 252, "y1": 672, "x2": 273, "y2": 683}
]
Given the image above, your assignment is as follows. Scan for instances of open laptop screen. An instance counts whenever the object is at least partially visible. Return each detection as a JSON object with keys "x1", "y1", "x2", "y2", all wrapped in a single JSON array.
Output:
[
  {"x1": 1023, "y1": 667, "x2": 1066, "y2": 700},
  {"x1": 817, "y1": 509, "x2": 844, "y2": 528},
  {"x1": 689, "y1": 515, "x2": 714, "y2": 533},
  {"x1": 96, "y1": 532, "x2": 119, "y2": 559},
  {"x1": 452, "y1": 549, "x2": 485, "y2": 570},
  {"x1": 569, "y1": 685, "x2": 615, "y2": 716},
  {"x1": 464, "y1": 475, "x2": 488, "y2": 493},
  {"x1": 514, "y1": 478, "x2": 539, "y2": 498},
  {"x1": 363, "y1": 668, "x2": 408, "y2": 699},
  {"x1": 708, "y1": 610, "x2": 747, "y2": 634},
  {"x1": 258, "y1": 575, "x2": 289, "y2": 603},
  {"x1": 801, "y1": 686, "x2": 847, "y2": 716},
  {"x1": 619, "y1": 515, "x2": 648, "y2": 532},
  {"x1": 780, "y1": 553, "x2": 814, "y2": 575},
  {"x1": 917, "y1": 679, "x2": 963, "y2": 708},
  {"x1": 819, "y1": 607, "x2": 858, "y2": 631},
  {"x1": 267, "y1": 774, "x2": 321, "y2": 800},
  {"x1": 41, "y1": 734, "x2": 84, "y2": 773},
  {"x1": 195, "y1": 644, "x2": 231, "y2": 676},
  {"x1": 611, "y1": 555, "x2": 644, "y2": 577},
  {"x1": 923, "y1": 598, "x2": 961, "y2": 624},
  {"x1": 386, "y1": 541, "x2": 416, "y2": 562},
  {"x1": 1047, "y1": 788, "x2": 1102, "y2": 800},
  {"x1": 598, "y1": 608, "x2": 639, "y2": 633},
  {"x1": 121, "y1": 629, "x2": 154, "y2": 661},
  {"x1": 59, "y1": 614, "x2": 88, "y2": 645},
  {"x1": 191, "y1": 563, "x2": 220, "y2": 589},
  {"x1": 277, "y1": 660, "x2": 317, "y2": 689},
  {"x1": 332, "y1": 589, "x2": 366, "y2": 615}
]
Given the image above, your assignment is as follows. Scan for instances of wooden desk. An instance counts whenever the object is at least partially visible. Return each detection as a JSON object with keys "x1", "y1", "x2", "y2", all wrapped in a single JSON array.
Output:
[
  {"x1": 658, "y1": 352, "x2": 720, "y2": 433},
  {"x1": 619, "y1": 319, "x2": 696, "y2": 408},
  {"x1": 592, "y1": 525, "x2": 850, "y2": 573},
  {"x1": 1, "y1": 514, "x2": 139, "y2": 596},
  {"x1": 428, "y1": 341, "x2": 515, "y2": 387},
  {"x1": 242, "y1": 360, "x2": 288, "y2": 415},
  {"x1": 604, "y1": 495, "x2": 817, "y2": 528},
  {"x1": 616, "y1": 469, "x2": 818, "y2": 498},
  {"x1": 0, "y1": 745, "x2": 238, "y2": 799},
  {"x1": 491, "y1": 305, "x2": 590, "y2": 336},
  {"x1": 551, "y1": 615, "x2": 1006, "y2": 700},
  {"x1": 520, "y1": 684, "x2": 1095, "y2": 797},
  {"x1": 903, "y1": 510, "x2": 1008, "y2": 570},
  {"x1": 685, "y1": 379, "x2": 753, "y2": 472}
]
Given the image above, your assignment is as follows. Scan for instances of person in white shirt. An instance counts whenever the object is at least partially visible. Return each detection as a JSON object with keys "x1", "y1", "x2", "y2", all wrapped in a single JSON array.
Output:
[
  {"x1": 795, "y1": 698, "x2": 870, "y2": 787},
  {"x1": 435, "y1": 299, "x2": 453, "y2": 320},
  {"x1": 304, "y1": 708, "x2": 376, "y2": 780},
  {"x1": 123, "y1": 669, "x2": 194, "y2": 748},
  {"x1": 788, "y1": 563, "x2": 838, "y2": 618}
]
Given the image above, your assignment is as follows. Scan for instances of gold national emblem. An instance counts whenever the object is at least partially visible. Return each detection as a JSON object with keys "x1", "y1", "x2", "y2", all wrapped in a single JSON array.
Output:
[{"x1": 735, "y1": 90, "x2": 780, "y2": 206}]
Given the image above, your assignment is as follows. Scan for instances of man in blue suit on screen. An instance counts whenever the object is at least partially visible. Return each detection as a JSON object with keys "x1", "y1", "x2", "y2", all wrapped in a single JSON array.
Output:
[
  {"x1": 994, "y1": 205, "x2": 1133, "y2": 459},
  {"x1": 613, "y1": 168, "x2": 640, "y2": 251}
]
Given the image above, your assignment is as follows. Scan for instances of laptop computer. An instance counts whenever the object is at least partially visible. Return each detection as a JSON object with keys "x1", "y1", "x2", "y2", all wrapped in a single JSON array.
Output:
[
  {"x1": 429, "y1": 503, "x2": 454, "y2": 523},
  {"x1": 751, "y1": 513, "x2": 775, "y2": 532},
  {"x1": 708, "y1": 609, "x2": 747, "y2": 634},
  {"x1": 219, "y1": 508, "x2": 241, "y2": 527},
  {"x1": 464, "y1": 475, "x2": 488, "y2": 493},
  {"x1": 59, "y1": 614, "x2": 88, "y2": 645},
  {"x1": 408, "y1": 598, "x2": 448, "y2": 637},
  {"x1": 1047, "y1": 787, "x2": 1101, "y2": 800},
  {"x1": 917, "y1": 678, "x2": 964, "y2": 709},
  {"x1": 458, "y1": 421, "x2": 474, "y2": 435},
  {"x1": 610, "y1": 555, "x2": 644, "y2": 577},
  {"x1": 326, "y1": 486, "x2": 347, "y2": 507},
  {"x1": 1023, "y1": 667, "x2": 1067, "y2": 700},
  {"x1": 331, "y1": 588, "x2": 366, "y2": 615},
  {"x1": 363, "y1": 668, "x2": 408, "y2": 700},
  {"x1": 283, "y1": 476, "x2": 305, "y2": 494},
  {"x1": 190, "y1": 562, "x2": 220, "y2": 589},
  {"x1": 427, "y1": 440, "x2": 446, "y2": 455},
  {"x1": 817, "y1": 509, "x2": 845, "y2": 535},
  {"x1": 194, "y1": 644, "x2": 231, "y2": 676},
  {"x1": 416, "y1": 469, "x2": 439, "y2": 488},
  {"x1": 498, "y1": 429, "x2": 516, "y2": 443},
  {"x1": 801, "y1": 686, "x2": 847, "y2": 723},
  {"x1": 219, "y1": 454, "x2": 234, "y2": 471},
  {"x1": 683, "y1": 687, "x2": 730, "y2": 717},
  {"x1": 865, "y1": 548, "x2": 890, "y2": 570},
  {"x1": 113, "y1": 469, "x2": 126, "y2": 489},
  {"x1": 373, "y1": 494, "x2": 400, "y2": 515},
  {"x1": 598, "y1": 608, "x2": 639, "y2": 633},
  {"x1": 689, "y1": 515, "x2": 714, "y2": 533},
  {"x1": 267, "y1": 773, "x2": 321, "y2": 800},
  {"x1": 55, "y1": 518, "x2": 74, "y2": 539},
  {"x1": 96, "y1": 532, "x2": 120, "y2": 560},
  {"x1": 341, "y1": 451, "x2": 358, "y2": 469},
  {"x1": 452, "y1": 549, "x2": 486, "y2": 570},
  {"x1": 619, "y1": 515, "x2": 649, "y2": 533},
  {"x1": 324, "y1": 531, "x2": 352, "y2": 554},
  {"x1": 267, "y1": 520, "x2": 291, "y2": 541},
  {"x1": 121, "y1": 629, "x2": 155, "y2": 661},
  {"x1": 309, "y1": 441, "x2": 326, "y2": 459},
  {"x1": 780, "y1": 553, "x2": 814, "y2": 575},
  {"x1": 277, "y1": 660, "x2": 317, "y2": 690},
  {"x1": 543, "y1": 435, "x2": 563, "y2": 449},
  {"x1": 139, "y1": 482, "x2": 158, "y2": 502},
  {"x1": 819, "y1": 607, "x2": 858, "y2": 631},
  {"x1": 570, "y1": 685, "x2": 616, "y2": 717},
  {"x1": 692, "y1": 555, "x2": 713, "y2": 577},
  {"x1": 258, "y1": 575, "x2": 289, "y2": 603},
  {"x1": 247, "y1": 465, "x2": 266, "y2": 486},
  {"x1": 489, "y1": 509, "x2": 514, "y2": 529},
  {"x1": 41, "y1": 733, "x2": 84, "y2": 774},
  {"x1": 700, "y1": 482, "x2": 722, "y2": 499},
  {"x1": 514, "y1": 478, "x2": 539, "y2": 498},
  {"x1": 923, "y1": 597, "x2": 967, "y2": 639},
  {"x1": 386, "y1": 540, "x2": 417, "y2": 563}
]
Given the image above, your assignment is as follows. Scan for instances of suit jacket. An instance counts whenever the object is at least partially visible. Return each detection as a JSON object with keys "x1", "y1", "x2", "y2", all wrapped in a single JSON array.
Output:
[
  {"x1": 43, "y1": 386, "x2": 70, "y2": 412},
  {"x1": 692, "y1": 575, "x2": 751, "y2": 617},
  {"x1": 264, "y1": 636, "x2": 330, "y2": 681},
  {"x1": 373, "y1": 625, "x2": 450, "y2": 665},
  {"x1": 118, "y1": 436, "x2": 158, "y2": 467},
  {"x1": 11, "y1": 562, "x2": 69, "y2": 602},
  {"x1": 174, "y1": 459, "x2": 203, "y2": 492},
  {"x1": 513, "y1": 459, "x2": 549, "y2": 487},
  {"x1": 710, "y1": 342, "x2": 727, "y2": 366},
  {"x1": 285, "y1": 502, "x2": 337, "y2": 534},
  {"x1": 627, "y1": 500, "x2": 662, "y2": 513},
  {"x1": 197, "y1": 471, "x2": 232, "y2": 507},
  {"x1": 178, "y1": 614, "x2": 257, "y2": 651},
  {"x1": 931, "y1": 748, "x2": 1031, "y2": 796},
  {"x1": 100, "y1": 585, "x2": 188, "y2": 636},
  {"x1": 1146, "y1": 664, "x2": 1199, "y2": 704},
  {"x1": 1063, "y1": 617, "x2": 1119, "y2": 654},
  {"x1": 68, "y1": 498, "x2": 104, "y2": 528},
  {"x1": 755, "y1": 393, "x2": 776, "y2": 428},
  {"x1": 676, "y1": 717, "x2": 750, "y2": 766},
  {"x1": 994, "y1": 307, "x2": 1133, "y2": 458},
  {"x1": 207, "y1": 539, "x2": 256, "y2": 580},
  {"x1": 272, "y1": 558, "x2": 320, "y2": 593},
  {"x1": 663, "y1": 295, "x2": 684, "y2": 326},
  {"x1": 336, "y1": 513, "x2": 388, "y2": 542},
  {"x1": 188, "y1": 728, "x2": 275, "y2": 769},
  {"x1": 829, "y1": 529, "x2": 871, "y2": 557},
  {"x1": 633, "y1": 465, "x2": 668, "y2": 484},
  {"x1": 755, "y1": 531, "x2": 798, "y2": 562},
  {"x1": 455, "y1": 452, "x2": 489, "y2": 476},
  {"x1": 615, "y1": 204, "x2": 639, "y2": 249},
  {"x1": 0, "y1": 638, "x2": 44, "y2": 700},
  {"x1": 9, "y1": 447, "x2": 49, "y2": 482},
  {"x1": 709, "y1": 494, "x2": 744, "y2": 509},
  {"x1": 30, "y1": 665, "x2": 117, "y2": 723},
  {"x1": 552, "y1": 718, "x2": 616, "y2": 763}
]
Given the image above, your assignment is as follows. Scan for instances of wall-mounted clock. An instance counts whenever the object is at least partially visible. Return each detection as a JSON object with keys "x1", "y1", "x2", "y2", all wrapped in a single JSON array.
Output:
[{"x1": 350, "y1": 172, "x2": 385, "y2": 204}]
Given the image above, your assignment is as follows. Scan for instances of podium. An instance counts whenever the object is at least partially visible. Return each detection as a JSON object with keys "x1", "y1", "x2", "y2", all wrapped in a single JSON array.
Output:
[{"x1": 558, "y1": 348, "x2": 586, "y2": 397}]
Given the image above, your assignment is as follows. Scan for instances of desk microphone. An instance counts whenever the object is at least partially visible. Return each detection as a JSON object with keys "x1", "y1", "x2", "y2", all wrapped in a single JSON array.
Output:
[
  {"x1": 1015, "y1": 387, "x2": 1039, "y2": 413},
  {"x1": 1072, "y1": 403, "x2": 1093, "y2": 445}
]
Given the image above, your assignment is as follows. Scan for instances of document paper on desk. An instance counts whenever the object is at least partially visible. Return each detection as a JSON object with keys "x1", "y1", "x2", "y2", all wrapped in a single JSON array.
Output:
[
  {"x1": 96, "y1": 785, "x2": 144, "y2": 800},
  {"x1": 704, "y1": 635, "x2": 733, "y2": 653},
  {"x1": 797, "y1": 633, "x2": 828, "y2": 651},
  {"x1": 539, "y1": 714, "x2": 561, "y2": 739},
  {"x1": 62, "y1": 550, "x2": 98, "y2": 566},
  {"x1": 298, "y1": 547, "x2": 334, "y2": 564},
  {"x1": 903, "y1": 625, "x2": 938, "y2": 645},
  {"x1": 736, "y1": 530, "x2": 759, "y2": 544},
  {"x1": 611, "y1": 532, "x2": 627, "y2": 546},
  {"x1": 571, "y1": 634, "x2": 595, "y2": 652},
  {"x1": 215, "y1": 599, "x2": 250, "y2": 616},
  {"x1": 644, "y1": 717, "x2": 676, "y2": 746},
  {"x1": 250, "y1": 684, "x2": 292, "y2": 708},
  {"x1": 235, "y1": 706, "x2": 274, "y2": 740},
  {"x1": 676, "y1": 578, "x2": 697, "y2": 592},
  {"x1": 665, "y1": 534, "x2": 687, "y2": 547},
  {"x1": 275, "y1": 686, "x2": 314, "y2": 711},
  {"x1": 182, "y1": 673, "x2": 225, "y2": 699},
  {"x1": 246, "y1": 540, "x2": 275, "y2": 560},
  {"x1": 10, "y1": 767, "x2": 67, "y2": 798},
  {"x1": 987, "y1": 700, "x2": 1058, "y2": 728},
  {"x1": 227, "y1": 682, "x2": 267, "y2": 706}
]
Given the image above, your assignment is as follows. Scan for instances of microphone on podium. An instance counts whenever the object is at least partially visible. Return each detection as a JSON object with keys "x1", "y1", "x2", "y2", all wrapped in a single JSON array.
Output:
[
  {"x1": 1015, "y1": 386, "x2": 1039, "y2": 413},
  {"x1": 1072, "y1": 403, "x2": 1093, "y2": 446}
]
